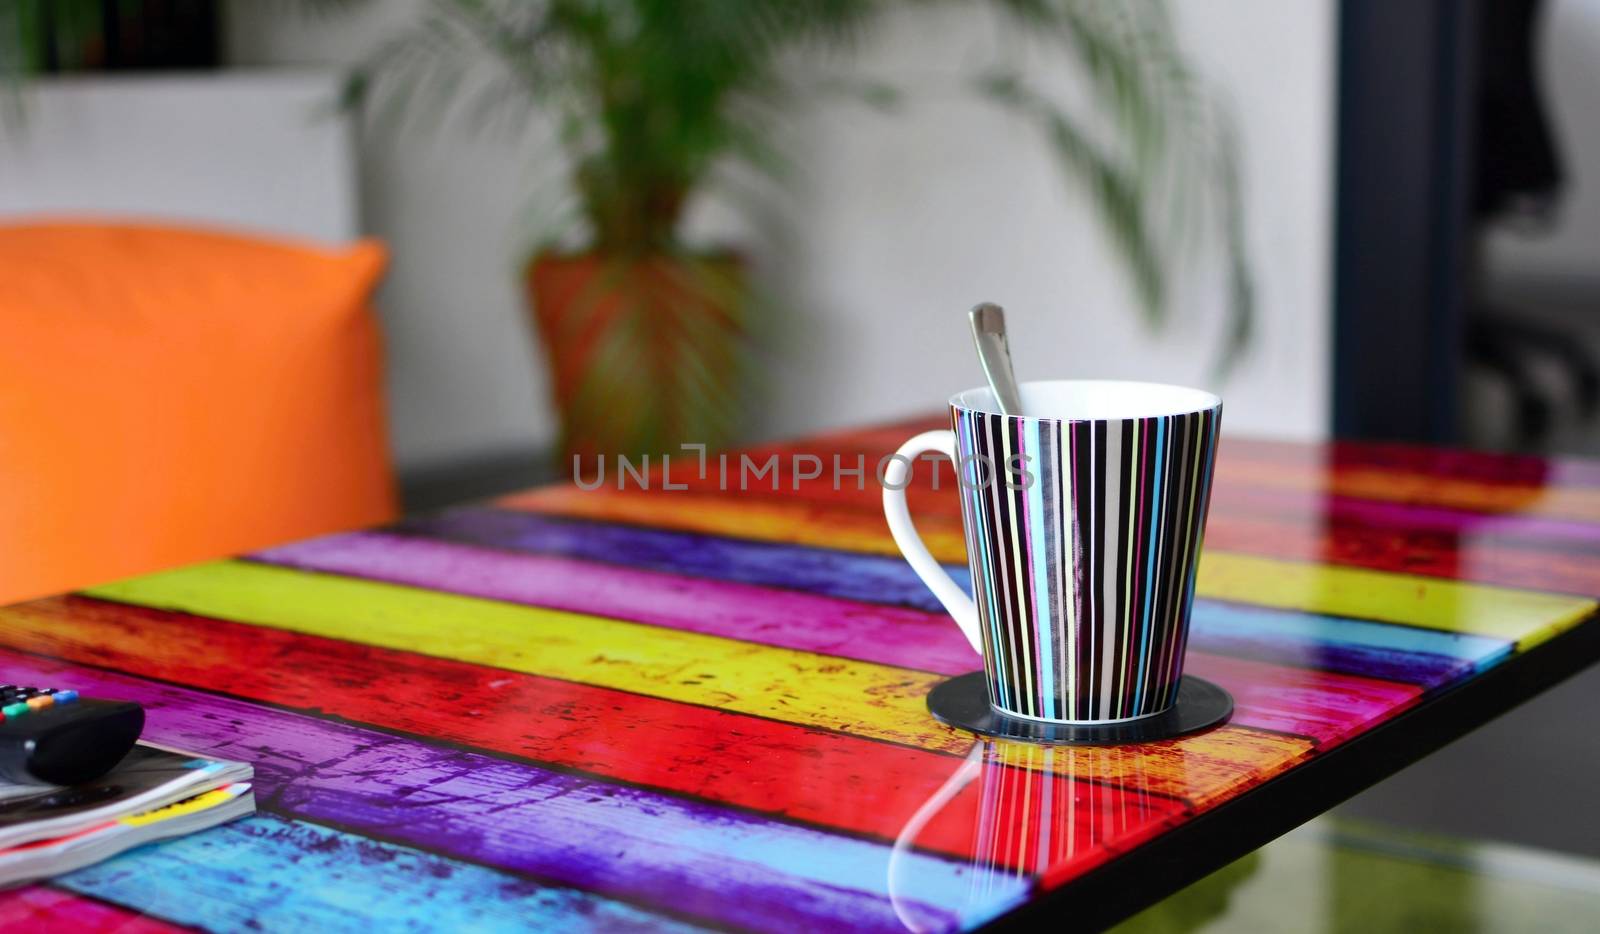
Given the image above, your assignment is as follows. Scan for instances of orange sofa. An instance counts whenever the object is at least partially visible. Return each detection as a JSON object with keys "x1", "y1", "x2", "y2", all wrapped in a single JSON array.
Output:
[{"x1": 0, "y1": 222, "x2": 398, "y2": 605}]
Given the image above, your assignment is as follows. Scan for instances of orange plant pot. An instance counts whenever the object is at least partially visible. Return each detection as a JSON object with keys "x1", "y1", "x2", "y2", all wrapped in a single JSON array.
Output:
[{"x1": 527, "y1": 252, "x2": 748, "y2": 468}]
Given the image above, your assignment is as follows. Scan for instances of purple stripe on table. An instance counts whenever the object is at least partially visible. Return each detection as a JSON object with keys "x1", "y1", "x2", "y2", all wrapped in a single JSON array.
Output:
[
  {"x1": 1201, "y1": 633, "x2": 1477, "y2": 688},
  {"x1": 0, "y1": 649, "x2": 1012, "y2": 934},
  {"x1": 397, "y1": 507, "x2": 943, "y2": 610},
  {"x1": 256, "y1": 531, "x2": 1426, "y2": 744},
  {"x1": 389, "y1": 508, "x2": 1506, "y2": 687},
  {"x1": 1553, "y1": 458, "x2": 1600, "y2": 488},
  {"x1": 255, "y1": 530, "x2": 980, "y2": 676}
]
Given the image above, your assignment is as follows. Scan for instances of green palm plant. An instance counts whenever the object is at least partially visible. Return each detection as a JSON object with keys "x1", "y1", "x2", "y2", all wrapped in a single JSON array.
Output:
[
  {"x1": 0, "y1": 0, "x2": 111, "y2": 75},
  {"x1": 1, "y1": 0, "x2": 151, "y2": 120},
  {"x1": 344, "y1": 0, "x2": 1252, "y2": 462}
]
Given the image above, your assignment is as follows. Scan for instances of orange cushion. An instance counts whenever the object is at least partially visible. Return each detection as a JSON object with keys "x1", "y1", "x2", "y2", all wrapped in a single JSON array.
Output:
[{"x1": 0, "y1": 222, "x2": 397, "y2": 605}]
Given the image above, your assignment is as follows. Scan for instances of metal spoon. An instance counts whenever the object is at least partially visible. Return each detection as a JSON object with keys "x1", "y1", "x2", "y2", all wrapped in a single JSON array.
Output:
[{"x1": 968, "y1": 302, "x2": 1024, "y2": 415}]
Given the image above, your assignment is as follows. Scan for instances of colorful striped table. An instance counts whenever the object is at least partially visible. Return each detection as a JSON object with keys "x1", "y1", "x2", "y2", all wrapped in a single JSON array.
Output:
[{"x1": 1, "y1": 422, "x2": 1597, "y2": 932}]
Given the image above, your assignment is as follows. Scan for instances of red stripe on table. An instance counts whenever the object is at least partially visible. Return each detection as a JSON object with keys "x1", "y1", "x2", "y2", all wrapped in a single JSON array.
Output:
[
  {"x1": 259, "y1": 531, "x2": 1418, "y2": 745},
  {"x1": 0, "y1": 595, "x2": 1189, "y2": 865},
  {"x1": 792, "y1": 427, "x2": 1600, "y2": 491},
  {"x1": 607, "y1": 451, "x2": 1600, "y2": 552},
  {"x1": 517, "y1": 464, "x2": 1598, "y2": 592},
  {"x1": 670, "y1": 426, "x2": 1600, "y2": 525},
  {"x1": 0, "y1": 887, "x2": 185, "y2": 933},
  {"x1": 565, "y1": 427, "x2": 1600, "y2": 551},
  {"x1": 1224, "y1": 437, "x2": 1600, "y2": 489},
  {"x1": 846, "y1": 454, "x2": 1600, "y2": 551}
]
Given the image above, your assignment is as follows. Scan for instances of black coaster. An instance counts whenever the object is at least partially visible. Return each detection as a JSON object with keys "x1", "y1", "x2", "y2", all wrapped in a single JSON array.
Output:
[{"x1": 927, "y1": 672, "x2": 1233, "y2": 745}]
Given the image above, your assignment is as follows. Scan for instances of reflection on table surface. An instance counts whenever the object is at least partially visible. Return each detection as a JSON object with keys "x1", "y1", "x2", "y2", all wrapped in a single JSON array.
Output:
[{"x1": 1114, "y1": 818, "x2": 1600, "y2": 934}]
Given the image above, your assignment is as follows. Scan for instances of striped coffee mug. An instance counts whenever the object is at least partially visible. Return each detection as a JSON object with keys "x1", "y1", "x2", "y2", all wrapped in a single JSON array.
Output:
[{"x1": 883, "y1": 380, "x2": 1221, "y2": 724}]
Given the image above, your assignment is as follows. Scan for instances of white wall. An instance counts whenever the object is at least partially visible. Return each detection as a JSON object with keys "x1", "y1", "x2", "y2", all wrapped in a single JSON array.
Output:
[
  {"x1": 0, "y1": 73, "x2": 356, "y2": 243},
  {"x1": 224, "y1": 1, "x2": 553, "y2": 472},
  {"x1": 755, "y1": 1, "x2": 1334, "y2": 443},
  {"x1": 225, "y1": 0, "x2": 1334, "y2": 471}
]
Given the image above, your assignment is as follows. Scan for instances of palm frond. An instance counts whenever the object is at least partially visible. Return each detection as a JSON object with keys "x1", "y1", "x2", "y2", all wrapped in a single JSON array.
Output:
[
  {"x1": 984, "y1": 0, "x2": 1254, "y2": 374},
  {"x1": 9, "y1": 0, "x2": 1255, "y2": 352},
  {"x1": 977, "y1": 71, "x2": 1165, "y2": 318},
  {"x1": 0, "y1": 0, "x2": 28, "y2": 126},
  {"x1": 327, "y1": 0, "x2": 1256, "y2": 459}
]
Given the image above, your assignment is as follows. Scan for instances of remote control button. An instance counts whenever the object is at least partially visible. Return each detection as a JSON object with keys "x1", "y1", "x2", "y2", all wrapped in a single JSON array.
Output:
[{"x1": 0, "y1": 688, "x2": 144, "y2": 785}]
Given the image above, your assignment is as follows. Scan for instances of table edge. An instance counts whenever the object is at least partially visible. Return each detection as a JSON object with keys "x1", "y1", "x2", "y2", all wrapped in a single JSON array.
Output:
[{"x1": 979, "y1": 608, "x2": 1600, "y2": 933}]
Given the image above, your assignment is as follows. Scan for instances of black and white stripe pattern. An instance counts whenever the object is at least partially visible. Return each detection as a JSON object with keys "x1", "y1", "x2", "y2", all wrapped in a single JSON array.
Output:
[{"x1": 952, "y1": 403, "x2": 1221, "y2": 722}]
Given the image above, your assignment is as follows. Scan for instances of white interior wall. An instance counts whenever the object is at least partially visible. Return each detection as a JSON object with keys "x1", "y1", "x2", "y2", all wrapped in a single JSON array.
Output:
[
  {"x1": 0, "y1": 73, "x2": 356, "y2": 243},
  {"x1": 224, "y1": 0, "x2": 1335, "y2": 472}
]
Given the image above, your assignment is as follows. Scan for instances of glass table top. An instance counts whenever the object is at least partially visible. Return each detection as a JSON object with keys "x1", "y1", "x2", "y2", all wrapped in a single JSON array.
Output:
[{"x1": 0, "y1": 424, "x2": 1595, "y2": 931}]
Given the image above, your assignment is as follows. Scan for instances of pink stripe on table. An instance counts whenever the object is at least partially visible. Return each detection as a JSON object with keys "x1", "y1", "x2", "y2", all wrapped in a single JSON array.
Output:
[
  {"x1": 257, "y1": 530, "x2": 983, "y2": 675},
  {"x1": 1185, "y1": 653, "x2": 1420, "y2": 746},
  {"x1": 0, "y1": 887, "x2": 185, "y2": 933},
  {"x1": 258, "y1": 531, "x2": 1417, "y2": 744},
  {"x1": 1210, "y1": 485, "x2": 1600, "y2": 549}
]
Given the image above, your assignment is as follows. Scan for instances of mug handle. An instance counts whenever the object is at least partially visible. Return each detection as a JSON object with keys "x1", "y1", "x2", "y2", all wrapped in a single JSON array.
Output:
[{"x1": 881, "y1": 430, "x2": 983, "y2": 655}]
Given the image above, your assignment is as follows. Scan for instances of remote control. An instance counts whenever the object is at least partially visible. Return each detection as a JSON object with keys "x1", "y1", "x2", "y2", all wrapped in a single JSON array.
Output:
[{"x1": 0, "y1": 685, "x2": 144, "y2": 786}]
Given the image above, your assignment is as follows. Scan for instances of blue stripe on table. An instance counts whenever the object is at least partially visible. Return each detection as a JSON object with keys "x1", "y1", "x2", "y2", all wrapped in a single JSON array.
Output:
[
  {"x1": 0, "y1": 649, "x2": 1018, "y2": 934},
  {"x1": 58, "y1": 814, "x2": 704, "y2": 933}
]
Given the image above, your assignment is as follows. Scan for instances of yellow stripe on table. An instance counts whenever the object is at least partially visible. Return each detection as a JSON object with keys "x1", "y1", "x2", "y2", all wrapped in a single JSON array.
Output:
[
  {"x1": 85, "y1": 560, "x2": 1308, "y2": 806},
  {"x1": 503, "y1": 488, "x2": 1596, "y2": 646},
  {"x1": 1195, "y1": 553, "x2": 1593, "y2": 649}
]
